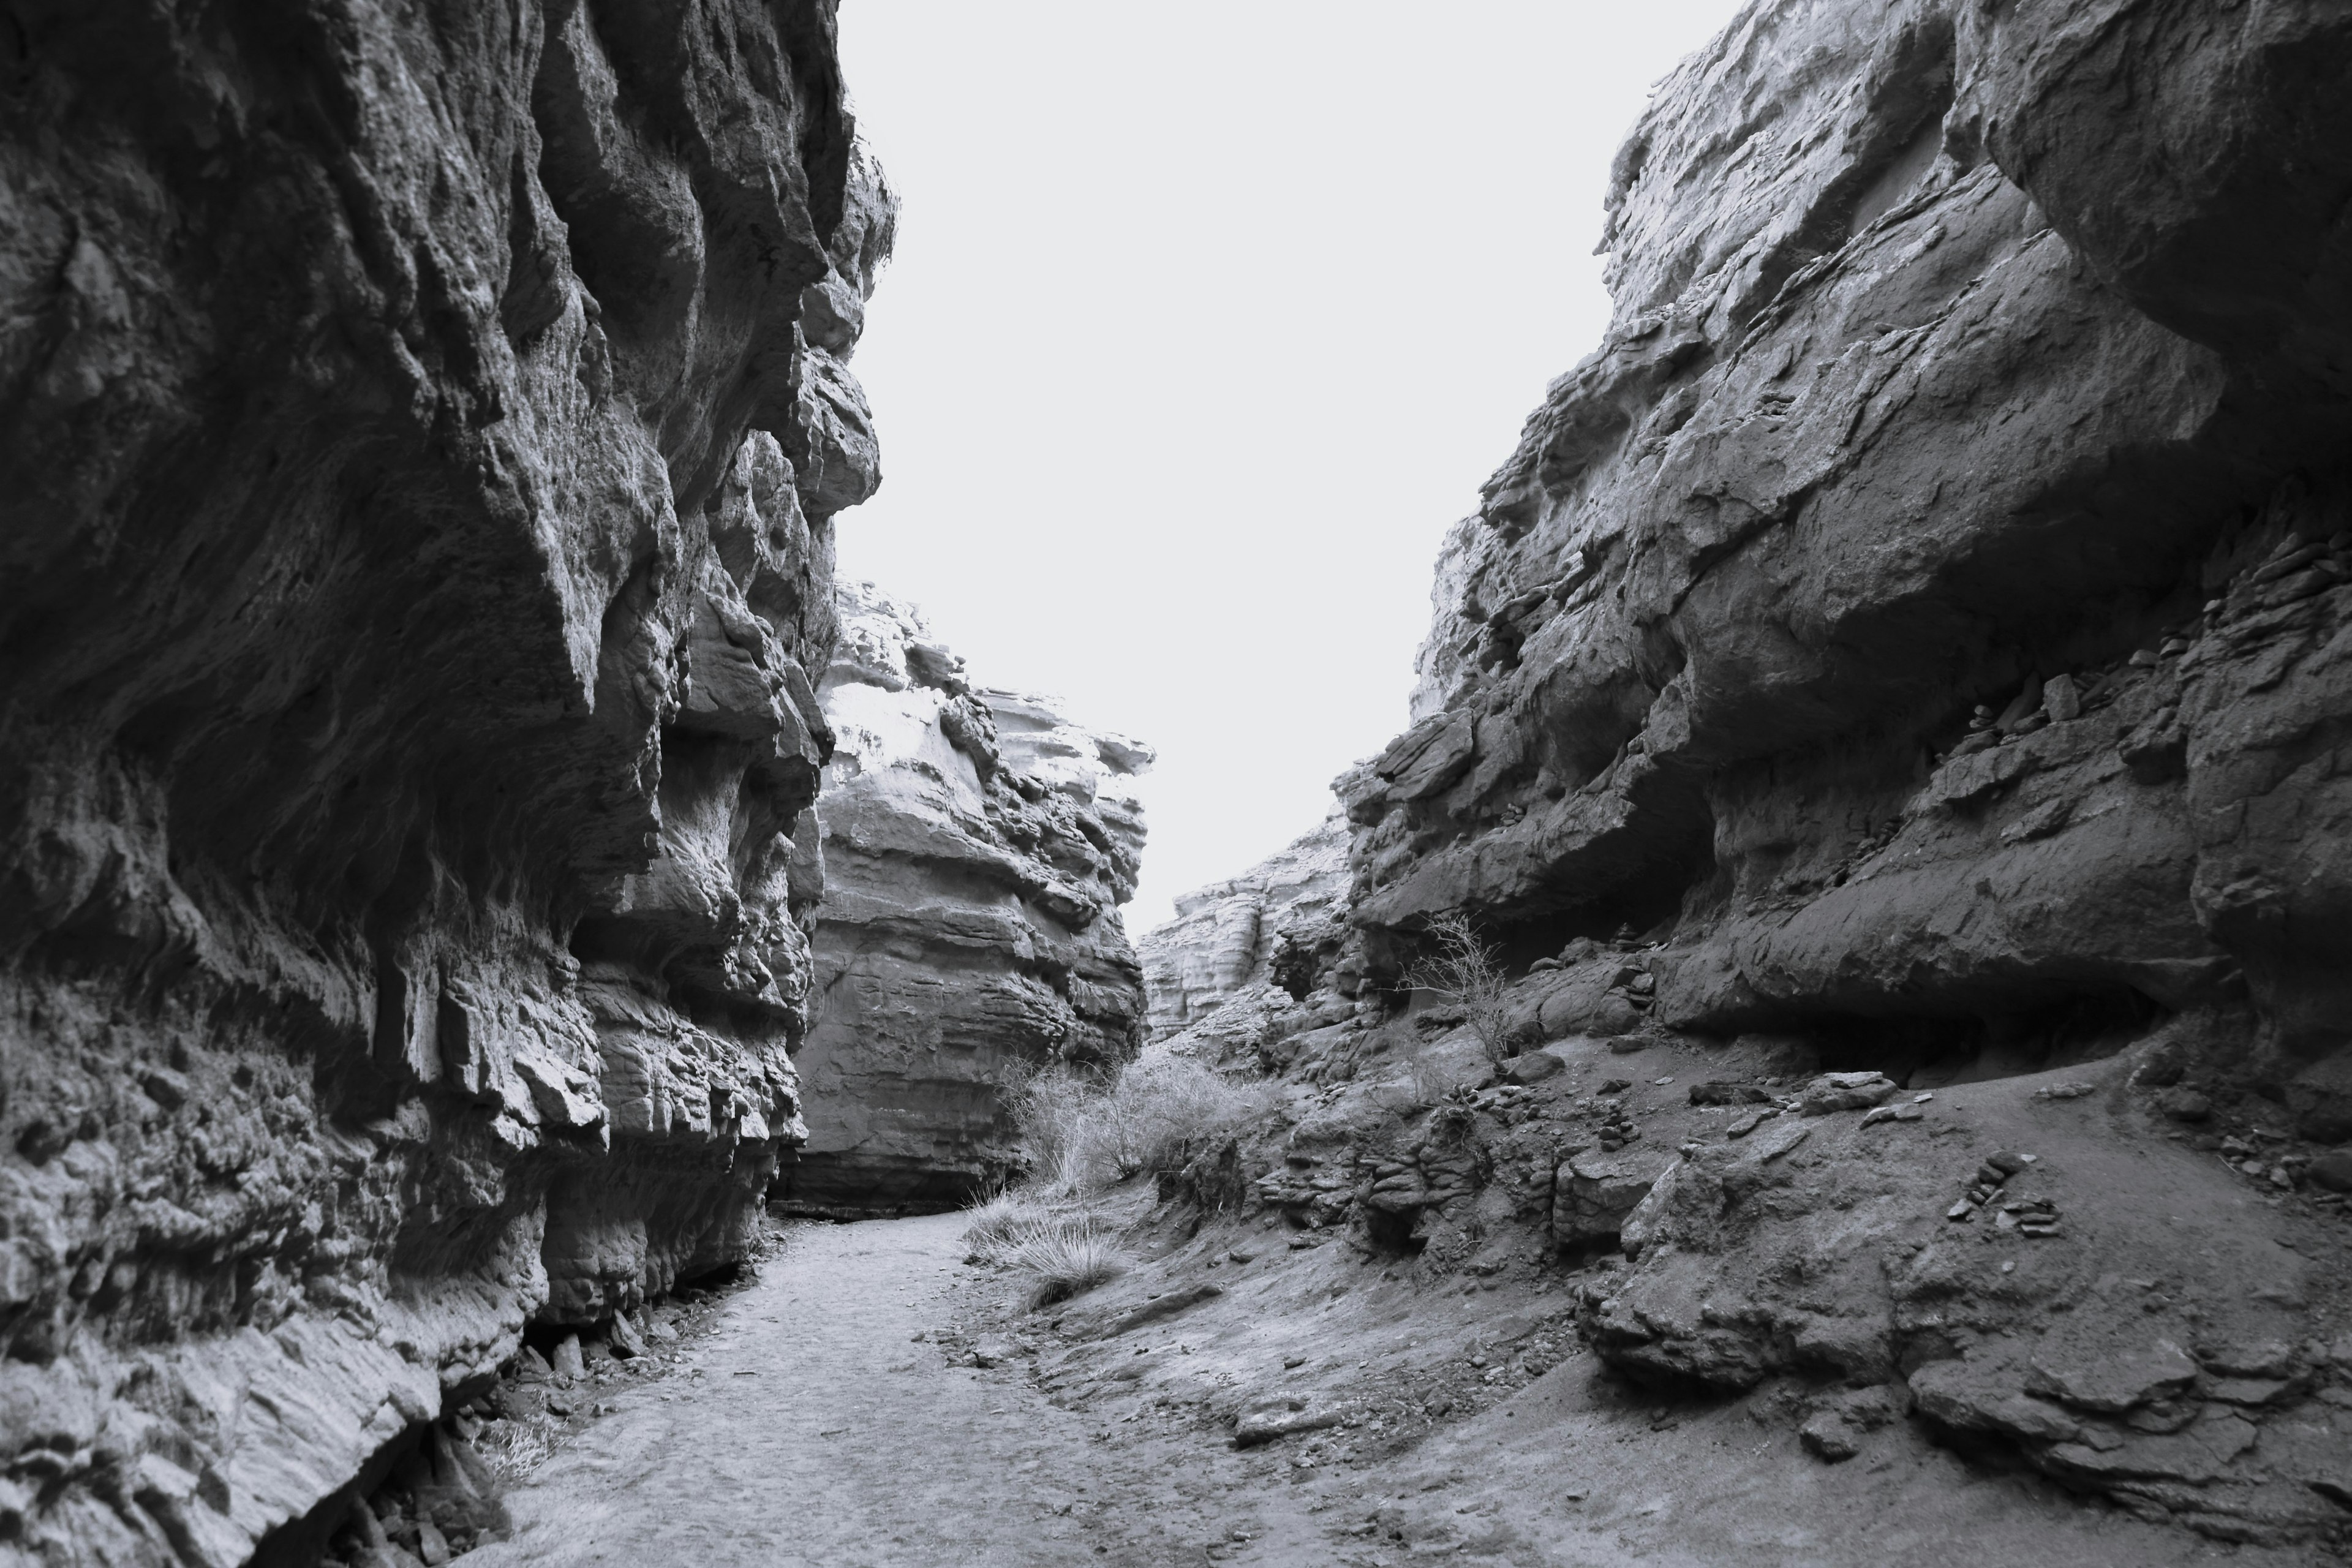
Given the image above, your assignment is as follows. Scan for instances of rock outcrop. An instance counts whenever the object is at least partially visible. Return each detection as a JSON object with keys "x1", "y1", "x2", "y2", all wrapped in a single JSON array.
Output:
[
  {"x1": 773, "y1": 584, "x2": 1152, "y2": 1215},
  {"x1": 1346, "y1": 0, "x2": 2352, "y2": 1061},
  {"x1": 1150, "y1": 0, "x2": 2352, "y2": 1547},
  {"x1": 1139, "y1": 812, "x2": 1350, "y2": 1040},
  {"x1": 0, "y1": 3, "x2": 889, "y2": 1560}
]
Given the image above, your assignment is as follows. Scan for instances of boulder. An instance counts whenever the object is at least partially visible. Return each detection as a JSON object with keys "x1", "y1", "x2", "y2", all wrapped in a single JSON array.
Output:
[
  {"x1": 1502, "y1": 1050, "x2": 1567, "y2": 1086},
  {"x1": 1233, "y1": 1394, "x2": 1349, "y2": 1447},
  {"x1": 1799, "y1": 1073, "x2": 1901, "y2": 1116},
  {"x1": 1552, "y1": 1153, "x2": 1673, "y2": 1248}
]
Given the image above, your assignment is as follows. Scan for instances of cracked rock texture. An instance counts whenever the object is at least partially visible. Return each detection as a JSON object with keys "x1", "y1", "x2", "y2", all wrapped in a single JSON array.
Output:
[
  {"x1": 0, "y1": 1, "x2": 891, "y2": 1561},
  {"x1": 772, "y1": 583, "x2": 1152, "y2": 1216},
  {"x1": 1138, "y1": 812, "x2": 1350, "y2": 1041},
  {"x1": 1170, "y1": 0, "x2": 2352, "y2": 1547}
]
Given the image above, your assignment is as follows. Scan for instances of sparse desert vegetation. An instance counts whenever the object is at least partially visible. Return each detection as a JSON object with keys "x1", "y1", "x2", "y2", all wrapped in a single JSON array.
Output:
[
  {"x1": 965, "y1": 1055, "x2": 1276, "y2": 1307},
  {"x1": 1403, "y1": 911, "x2": 1512, "y2": 1065}
]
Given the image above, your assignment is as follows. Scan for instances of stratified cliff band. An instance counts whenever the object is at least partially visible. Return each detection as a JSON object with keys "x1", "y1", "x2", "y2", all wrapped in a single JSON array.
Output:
[
  {"x1": 1137, "y1": 812, "x2": 1348, "y2": 1045},
  {"x1": 1349, "y1": 0, "x2": 2352, "y2": 1053},
  {"x1": 776, "y1": 583, "x2": 1152, "y2": 1216},
  {"x1": 1, "y1": 2, "x2": 889, "y2": 1561}
]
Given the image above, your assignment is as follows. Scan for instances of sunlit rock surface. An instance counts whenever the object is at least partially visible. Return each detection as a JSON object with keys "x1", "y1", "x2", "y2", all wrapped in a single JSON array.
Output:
[
  {"x1": 775, "y1": 583, "x2": 1152, "y2": 1215},
  {"x1": 1138, "y1": 812, "x2": 1351, "y2": 1041}
]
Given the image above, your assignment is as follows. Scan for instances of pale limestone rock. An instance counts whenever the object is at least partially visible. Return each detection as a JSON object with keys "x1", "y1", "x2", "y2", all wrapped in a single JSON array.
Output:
[{"x1": 1139, "y1": 813, "x2": 1351, "y2": 1039}]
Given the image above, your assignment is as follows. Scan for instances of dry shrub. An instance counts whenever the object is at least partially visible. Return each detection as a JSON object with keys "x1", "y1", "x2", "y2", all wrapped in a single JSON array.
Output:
[
  {"x1": 970, "y1": 1057, "x2": 1274, "y2": 1310},
  {"x1": 1404, "y1": 911, "x2": 1511, "y2": 1064},
  {"x1": 1013, "y1": 1057, "x2": 1274, "y2": 1193},
  {"x1": 1003, "y1": 1069, "x2": 1099, "y2": 1193}
]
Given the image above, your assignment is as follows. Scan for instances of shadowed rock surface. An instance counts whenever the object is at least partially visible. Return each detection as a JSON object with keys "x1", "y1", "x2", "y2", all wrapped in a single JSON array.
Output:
[
  {"x1": 772, "y1": 583, "x2": 1152, "y2": 1217},
  {"x1": 1349, "y1": 0, "x2": 2352, "y2": 1055},
  {"x1": 12, "y1": 0, "x2": 2352, "y2": 1560},
  {"x1": 0, "y1": 1, "x2": 891, "y2": 1560}
]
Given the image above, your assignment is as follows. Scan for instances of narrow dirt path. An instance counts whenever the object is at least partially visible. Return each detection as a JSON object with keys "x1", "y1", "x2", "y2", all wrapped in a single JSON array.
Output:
[{"x1": 462, "y1": 1213, "x2": 1348, "y2": 1567}]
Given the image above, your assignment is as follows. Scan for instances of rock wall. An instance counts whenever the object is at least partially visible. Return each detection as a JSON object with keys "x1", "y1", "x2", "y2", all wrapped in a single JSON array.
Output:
[
  {"x1": 1347, "y1": 0, "x2": 2352, "y2": 1057},
  {"x1": 1138, "y1": 812, "x2": 1350, "y2": 1040},
  {"x1": 0, "y1": 3, "x2": 889, "y2": 1561},
  {"x1": 1285, "y1": 0, "x2": 2352, "y2": 1544},
  {"x1": 773, "y1": 583, "x2": 1151, "y2": 1216}
]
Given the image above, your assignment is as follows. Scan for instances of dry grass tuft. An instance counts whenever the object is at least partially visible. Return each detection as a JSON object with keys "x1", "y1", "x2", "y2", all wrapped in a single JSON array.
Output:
[
  {"x1": 1006, "y1": 1220, "x2": 1128, "y2": 1308},
  {"x1": 960, "y1": 1196, "x2": 1127, "y2": 1308},
  {"x1": 967, "y1": 1055, "x2": 1275, "y2": 1311},
  {"x1": 473, "y1": 1414, "x2": 559, "y2": 1483},
  {"x1": 960, "y1": 1189, "x2": 1082, "y2": 1262}
]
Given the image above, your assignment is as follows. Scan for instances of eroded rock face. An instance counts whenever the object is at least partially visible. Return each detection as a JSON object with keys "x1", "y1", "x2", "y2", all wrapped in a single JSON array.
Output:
[
  {"x1": 774, "y1": 583, "x2": 1152, "y2": 1215},
  {"x1": 1348, "y1": 0, "x2": 2352, "y2": 1074},
  {"x1": 1269, "y1": 0, "x2": 2352, "y2": 1543},
  {"x1": 0, "y1": 3, "x2": 891, "y2": 1559},
  {"x1": 1139, "y1": 813, "x2": 1351, "y2": 1039},
  {"x1": 1189, "y1": 0, "x2": 2352, "y2": 1545}
]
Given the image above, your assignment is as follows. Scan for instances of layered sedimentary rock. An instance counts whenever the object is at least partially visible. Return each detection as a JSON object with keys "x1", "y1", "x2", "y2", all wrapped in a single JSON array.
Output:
[
  {"x1": 774, "y1": 584, "x2": 1151, "y2": 1215},
  {"x1": 1138, "y1": 812, "x2": 1349, "y2": 1040},
  {"x1": 1348, "y1": 0, "x2": 2352, "y2": 1055},
  {"x1": 1270, "y1": 0, "x2": 2352, "y2": 1542},
  {"x1": 0, "y1": 4, "x2": 889, "y2": 1560}
]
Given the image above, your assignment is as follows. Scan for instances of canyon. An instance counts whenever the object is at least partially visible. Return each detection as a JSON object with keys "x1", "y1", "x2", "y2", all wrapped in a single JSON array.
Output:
[
  {"x1": 4, "y1": 0, "x2": 2351, "y2": 1563},
  {"x1": 1137, "y1": 811, "x2": 1348, "y2": 1043}
]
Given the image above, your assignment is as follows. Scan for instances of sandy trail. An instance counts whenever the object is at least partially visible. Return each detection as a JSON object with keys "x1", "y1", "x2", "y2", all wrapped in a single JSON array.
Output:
[
  {"x1": 459, "y1": 1196, "x2": 2252, "y2": 1568},
  {"x1": 464, "y1": 1213, "x2": 1344, "y2": 1568}
]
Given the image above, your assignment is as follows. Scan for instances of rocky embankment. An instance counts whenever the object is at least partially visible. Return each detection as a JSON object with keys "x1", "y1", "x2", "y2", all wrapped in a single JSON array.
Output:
[
  {"x1": 0, "y1": 4, "x2": 889, "y2": 1561},
  {"x1": 772, "y1": 584, "x2": 1152, "y2": 1216},
  {"x1": 1137, "y1": 812, "x2": 1348, "y2": 1041},
  {"x1": 1134, "y1": 0, "x2": 2352, "y2": 1548}
]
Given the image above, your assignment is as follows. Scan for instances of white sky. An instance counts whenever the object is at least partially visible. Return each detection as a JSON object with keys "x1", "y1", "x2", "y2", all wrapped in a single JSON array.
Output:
[{"x1": 832, "y1": 2, "x2": 1748, "y2": 935}]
